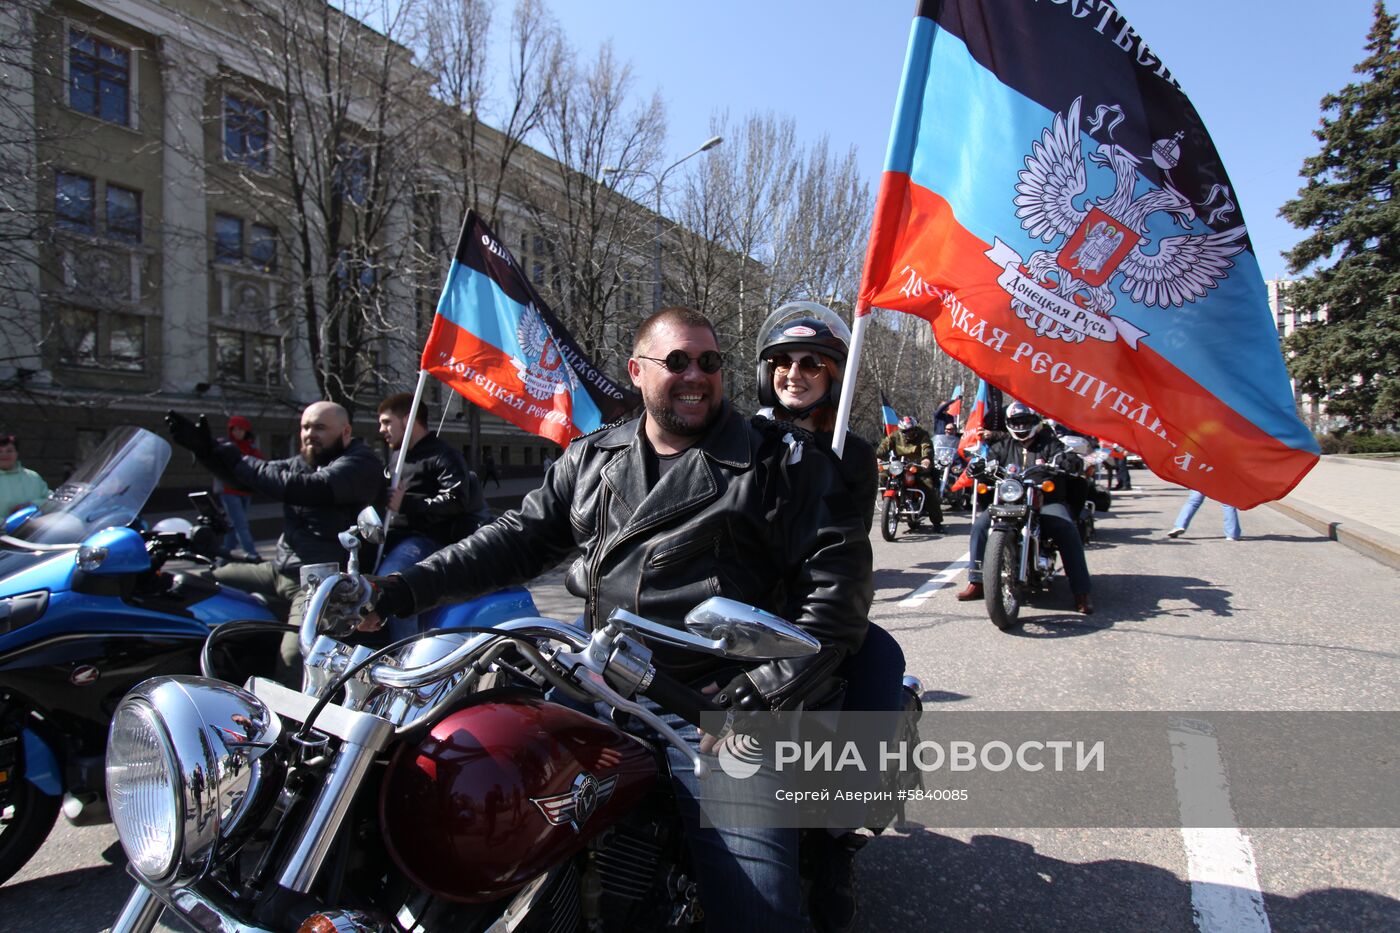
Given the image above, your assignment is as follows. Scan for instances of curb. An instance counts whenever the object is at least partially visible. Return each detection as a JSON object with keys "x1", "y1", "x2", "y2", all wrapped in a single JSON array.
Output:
[{"x1": 1267, "y1": 499, "x2": 1400, "y2": 572}]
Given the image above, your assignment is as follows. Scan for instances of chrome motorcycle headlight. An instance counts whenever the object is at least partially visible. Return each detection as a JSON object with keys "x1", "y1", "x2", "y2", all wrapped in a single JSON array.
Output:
[
  {"x1": 108, "y1": 700, "x2": 181, "y2": 880},
  {"x1": 996, "y1": 478, "x2": 1025, "y2": 503},
  {"x1": 107, "y1": 676, "x2": 284, "y2": 885},
  {"x1": 888, "y1": 461, "x2": 905, "y2": 476}
]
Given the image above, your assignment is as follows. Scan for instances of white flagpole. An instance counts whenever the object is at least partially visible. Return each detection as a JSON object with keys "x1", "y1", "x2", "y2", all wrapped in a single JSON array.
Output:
[
  {"x1": 373, "y1": 368, "x2": 431, "y2": 573},
  {"x1": 830, "y1": 301, "x2": 873, "y2": 459}
]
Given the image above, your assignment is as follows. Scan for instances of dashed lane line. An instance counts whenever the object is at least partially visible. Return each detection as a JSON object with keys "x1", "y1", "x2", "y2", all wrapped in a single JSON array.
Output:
[
  {"x1": 1169, "y1": 718, "x2": 1272, "y2": 933},
  {"x1": 898, "y1": 552, "x2": 972, "y2": 607}
]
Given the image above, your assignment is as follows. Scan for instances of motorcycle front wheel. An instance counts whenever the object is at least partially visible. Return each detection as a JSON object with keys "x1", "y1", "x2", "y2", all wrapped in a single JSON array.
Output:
[
  {"x1": 882, "y1": 499, "x2": 900, "y2": 541},
  {"x1": 0, "y1": 771, "x2": 62, "y2": 885},
  {"x1": 984, "y1": 528, "x2": 1025, "y2": 631}
]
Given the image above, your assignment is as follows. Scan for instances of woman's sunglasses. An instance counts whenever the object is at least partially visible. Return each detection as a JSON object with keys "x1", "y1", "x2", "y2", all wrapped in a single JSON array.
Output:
[
  {"x1": 768, "y1": 353, "x2": 827, "y2": 375},
  {"x1": 637, "y1": 349, "x2": 725, "y2": 374}
]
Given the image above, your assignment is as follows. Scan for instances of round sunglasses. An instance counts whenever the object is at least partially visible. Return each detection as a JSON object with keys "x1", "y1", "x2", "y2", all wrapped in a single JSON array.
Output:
[
  {"x1": 637, "y1": 349, "x2": 725, "y2": 374},
  {"x1": 768, "y1": 352, "x2": 827, "y2": 375}
]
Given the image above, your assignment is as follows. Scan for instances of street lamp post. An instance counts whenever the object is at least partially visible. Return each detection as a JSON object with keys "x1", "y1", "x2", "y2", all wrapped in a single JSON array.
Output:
[{"x1": 602, "y1": 135, "x2": 723, "y2": 312}]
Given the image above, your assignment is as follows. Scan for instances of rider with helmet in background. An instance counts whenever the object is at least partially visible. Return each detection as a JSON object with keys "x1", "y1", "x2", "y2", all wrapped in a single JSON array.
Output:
[
  {"x1": 874, "y1": 414, "x2": 944, "y2": 533},
  {"x1": 955, "y1": 402, "x2": 1094, "y2": 614},
  {"x1": 755, "y1": 301, "x2": 909, "y2": 933}
]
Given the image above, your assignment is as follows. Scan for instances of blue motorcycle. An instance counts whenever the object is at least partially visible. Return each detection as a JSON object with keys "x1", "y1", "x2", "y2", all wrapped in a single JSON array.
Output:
[{"x1": 0, "y1": 426, "x2": 538, "y2": 884}]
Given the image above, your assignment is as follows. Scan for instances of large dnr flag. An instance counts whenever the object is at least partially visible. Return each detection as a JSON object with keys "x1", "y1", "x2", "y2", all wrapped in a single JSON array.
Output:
[
  {"x1": 858, "y1": 0, "x2": 1318, "y2": 508},
  {"x1": 422, "y1": 212, "x2": 639, "y2": 447}
]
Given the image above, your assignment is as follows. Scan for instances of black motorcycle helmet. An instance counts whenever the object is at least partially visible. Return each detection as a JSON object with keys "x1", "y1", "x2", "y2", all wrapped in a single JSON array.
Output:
[
  {"x1": 755, "y1": 301, "x2": 851, "y2": 418},
  {"x1": 1006, "y1": 401, "x2": 1044, "y2": 442}
]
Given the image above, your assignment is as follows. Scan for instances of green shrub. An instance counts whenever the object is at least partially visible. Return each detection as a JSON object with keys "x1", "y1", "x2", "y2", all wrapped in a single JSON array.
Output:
[{"x1": 1319, "y1": 432, "x2": 1400, "y2": 455}]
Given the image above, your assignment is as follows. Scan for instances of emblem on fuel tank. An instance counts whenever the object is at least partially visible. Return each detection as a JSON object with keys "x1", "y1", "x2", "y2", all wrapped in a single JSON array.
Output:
[
  {"x1": 531, "y1": 771, "x2": 617, "y2": 832},
  {"x1": 70, "y1": 664, "x2": 100, "y2": 686}
]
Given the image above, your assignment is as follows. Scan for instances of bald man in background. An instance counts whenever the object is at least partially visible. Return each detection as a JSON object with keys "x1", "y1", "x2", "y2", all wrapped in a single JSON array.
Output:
[{"x1": 167, "y1": 401, "x2": 384, "y2": 630}]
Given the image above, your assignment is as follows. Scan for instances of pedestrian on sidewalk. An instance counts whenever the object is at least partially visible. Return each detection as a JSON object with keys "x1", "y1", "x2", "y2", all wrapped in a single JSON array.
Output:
[
  {"x1": 480, "y1": 450, "x2": 501, "y2": 489},
  {"x1": 217, "y1": 415, "x2": 263, "y2": 561},
  {"x1": 0, "y1": 432, "x2": 49, "y2": 519},
  {"x1": 1167, "y1": 489, "x2": 1242, "y2": 541},
  {"x1": 1110, "y1": 445, "x2": 1132, "y2": 490}
]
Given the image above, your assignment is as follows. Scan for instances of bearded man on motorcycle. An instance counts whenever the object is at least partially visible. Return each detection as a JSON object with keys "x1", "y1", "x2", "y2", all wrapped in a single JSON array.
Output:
[
  {"x1": 362, "y1": 306, "x2": 874, "y2": 929},
  {"x1": 873, "y1": 415, "x2": 944, "y2": 532},
  {"x1": 955, "y1": 402, "x2": 1094, "y2": 614},
  {"x1": 165, "y1": 401, "x2": 385, "y2": 644}
]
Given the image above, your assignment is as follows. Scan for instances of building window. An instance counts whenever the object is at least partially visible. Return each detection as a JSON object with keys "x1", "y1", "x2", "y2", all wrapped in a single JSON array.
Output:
[
  {"x1": 108, "y1": 313, "x2": 145, "y2": 370},
  {"x1": 56, "y1": 307, "x2": 145, "y2": 371},
  {"x1": 106, "y1": 184, "x2": 141, "y2": 243},
  {"x1": 335, "y1": 144, "x2": 371, "y2": 205},
  {"x1": 217, "y1": 329, "x2": 282, "y2": 386},
  {"x1": 224, "y1": 94, "x2": 269, "y2": 170},
  {"x1": 249, "y1": 223, "x2": 277, "y2": 271},
  {"x1": 55, "y1": 172, "x2": 96, "y2": 232},
  {"x1": 531, "y1": 261, "x2": 545, "y2": 286},
  {"x1": 215, "y1": 214, "x2": 243, "y2": 263},
  {"x1": 68, "y1": 30, "x2": 130, "y2": 126}
]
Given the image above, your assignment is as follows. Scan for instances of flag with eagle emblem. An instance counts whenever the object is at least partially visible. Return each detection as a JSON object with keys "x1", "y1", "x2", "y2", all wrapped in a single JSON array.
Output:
[
  {"x1": 856, "y1": 0, "x2": 1317, "y2": 508},
  {"x1": 421, "y1": 212, "x2": 639, "y2": 447}
]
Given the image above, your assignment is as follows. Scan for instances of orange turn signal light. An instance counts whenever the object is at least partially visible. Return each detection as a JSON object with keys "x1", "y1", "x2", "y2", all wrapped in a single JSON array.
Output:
[
  {"x1": 1042, "y1": 480, "x2": 1055, "y2": 493},
  {"x1": 976, "y1": 483, "x2": 988, "y2": 495}
]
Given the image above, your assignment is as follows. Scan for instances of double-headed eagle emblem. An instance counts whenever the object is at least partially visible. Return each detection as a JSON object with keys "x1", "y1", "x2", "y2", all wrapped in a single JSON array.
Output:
[
  {"x1": 514, "y1": 303, "x2": 580, "y2": 401},
  {"x1": 985, "y1": 97, "x2": 1249, "y2": 348}
]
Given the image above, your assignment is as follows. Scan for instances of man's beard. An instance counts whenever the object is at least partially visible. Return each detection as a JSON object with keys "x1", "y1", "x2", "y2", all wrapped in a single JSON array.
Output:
[
  {"x1": 303, "y1": 435, "x2": 348, "y2": 467},
  {"x1": 645, "y1": 395, "x2": 720, "y2": 438}
]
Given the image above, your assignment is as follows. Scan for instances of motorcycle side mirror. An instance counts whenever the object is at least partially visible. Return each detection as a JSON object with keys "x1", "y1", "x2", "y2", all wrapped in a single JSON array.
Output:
[
  {"x1": 683, "y1": 597, "x2": 822, "y2": 660},
  {"x1": 606, "y1": 598, "x2": 820, "y2": 661},
  {"x1": 1060, "y1": 436, "x2": 1092, "y2": 456},
  {"x1": 355, "y1": 506, "x2": 385, "y2": 543},
  {"x1": 3, "y1": 505, "x2": 37, "y2": 534},
  {"x1": 77, "y1": 526, "x2": 152, "y2": 575}
]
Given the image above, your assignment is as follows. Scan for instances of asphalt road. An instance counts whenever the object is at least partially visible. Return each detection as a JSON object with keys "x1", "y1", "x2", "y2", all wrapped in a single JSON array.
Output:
[{"x1": 4, "y1": 471, "x2": 1397, "y2": 932}]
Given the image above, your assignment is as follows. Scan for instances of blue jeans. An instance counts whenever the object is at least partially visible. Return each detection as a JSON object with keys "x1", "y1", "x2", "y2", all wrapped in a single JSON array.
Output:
[
  {"x1": 220, "y1": 493, "x2": 258, "y2": 555},
  {"x1": 377, "y1": 534, "x2": 442, "y2": 642},
  {"x1": 1174, "y1": 490, "x2": 1241, "y2": 539},
  {"x1": 968, "y1": 507, "x2": 1091, "y2": 596}
]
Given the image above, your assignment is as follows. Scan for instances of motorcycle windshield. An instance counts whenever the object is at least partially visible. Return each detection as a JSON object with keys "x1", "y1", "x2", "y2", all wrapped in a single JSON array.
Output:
[
  {"x1": 933, "y1": 435, "x2": 958, "y2": 463},
  {"x1": 3, "y1": 426, "x2": 171, "y2": 547}
]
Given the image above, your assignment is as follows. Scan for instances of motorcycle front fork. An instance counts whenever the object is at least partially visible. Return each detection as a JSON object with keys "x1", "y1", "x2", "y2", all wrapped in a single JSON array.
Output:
[{"x1": 111, "y1": 884, "x2": 162, "y2": 933}]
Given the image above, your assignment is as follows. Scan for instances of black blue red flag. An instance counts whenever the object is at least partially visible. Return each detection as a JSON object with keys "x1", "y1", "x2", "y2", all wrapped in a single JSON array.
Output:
[
  {"x1": 856, "y1": 0, "x2": 1317, "y2": 508},
  {"x1": 880, "y1": 391, "x2": 900, "y2": 435},
  {"x1": 421, "y1": 212, "x2": 639, "y2": 447}
]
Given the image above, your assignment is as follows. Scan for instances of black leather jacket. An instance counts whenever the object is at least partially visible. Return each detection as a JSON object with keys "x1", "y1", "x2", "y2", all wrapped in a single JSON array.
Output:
[
  {"x1": 978, "y1": 426, "x2": 1085, "y2": 509},
  {"x1": 224, "y1": 438, "x2": 385, "y2": 573},
  {"x1": 398, "y1": 404, "x2": 873, "y2": 709},
  {"x1": 385, "y1": 432, "x2": 491, "y2": 548}
]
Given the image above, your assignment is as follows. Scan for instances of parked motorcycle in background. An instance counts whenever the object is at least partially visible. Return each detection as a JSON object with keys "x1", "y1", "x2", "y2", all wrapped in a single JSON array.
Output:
[
  {"x1": 105, "y1": 509, "x2": 923, "y2": 933},
  {"x1": 968, "y1": 452, "x2": 1079, "y2": 631},
  {"x1": 0, "y1": 427, "x2": 281, "y2": 885},
  {"x1": 878, "y1": 453, "x2": 928, "y2": 541}
]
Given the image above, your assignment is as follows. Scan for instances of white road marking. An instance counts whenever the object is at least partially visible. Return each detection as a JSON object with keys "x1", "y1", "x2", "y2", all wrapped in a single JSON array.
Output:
[
  {"x1": 898, "y1": 551, "x2": 972, "y2": 607},
  {"x1": 1169, "y1": 718, "x2": 1272, "y2": 933}
]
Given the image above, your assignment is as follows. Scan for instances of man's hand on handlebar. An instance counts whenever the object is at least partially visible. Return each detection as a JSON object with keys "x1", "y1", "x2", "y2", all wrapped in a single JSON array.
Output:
[{"x1": 355, "y1": 574, "x2": 415, "y2": 633}]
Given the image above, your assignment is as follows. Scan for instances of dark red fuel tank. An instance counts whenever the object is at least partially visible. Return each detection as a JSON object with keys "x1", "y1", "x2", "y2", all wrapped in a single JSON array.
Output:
[{"x1": 379, "y1": 692, "x2": 658, "y2": 903}]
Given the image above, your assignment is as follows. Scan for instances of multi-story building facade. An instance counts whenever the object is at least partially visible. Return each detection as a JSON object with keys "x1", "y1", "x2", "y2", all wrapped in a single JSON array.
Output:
[
  {"x1": 1266, "y1": 277, "x2": 1335, "y2": 432},
  {"x1": 0, "y1": 0, "x2": 706, "y2": 496}
]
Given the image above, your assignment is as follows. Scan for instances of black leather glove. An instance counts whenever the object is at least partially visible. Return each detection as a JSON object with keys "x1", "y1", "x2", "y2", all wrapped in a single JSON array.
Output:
[
  {"x1": 360, "y1": 573, "x2": 416, "y2": 621},
  {"x1": 714, "y1": 670, "x2": 767, "y2": 712},
  {"x1": 165, "y1": 410, "x2": 215, "y2": 461}
]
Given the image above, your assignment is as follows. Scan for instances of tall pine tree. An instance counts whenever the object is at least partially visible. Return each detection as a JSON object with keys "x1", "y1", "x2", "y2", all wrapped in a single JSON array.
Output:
[{"x1": 1280, "y1": 1, "x2": 1399, "y2": 432}]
